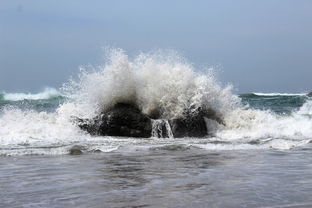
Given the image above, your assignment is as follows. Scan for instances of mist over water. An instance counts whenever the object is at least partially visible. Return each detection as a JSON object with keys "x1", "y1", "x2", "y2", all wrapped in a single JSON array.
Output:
[{"x1": 0, "y1": 49, "x2": 312, "y2": 156}]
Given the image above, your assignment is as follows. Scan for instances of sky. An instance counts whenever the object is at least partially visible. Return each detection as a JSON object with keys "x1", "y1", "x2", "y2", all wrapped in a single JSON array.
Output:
[{"x1": 0, "y1": 0, "x2": 312, "y2": 93}]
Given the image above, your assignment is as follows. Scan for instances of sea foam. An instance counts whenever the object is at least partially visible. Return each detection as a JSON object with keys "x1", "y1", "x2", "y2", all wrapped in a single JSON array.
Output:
[
  {"x1": 1, "y1": 49, "x2": 312, "y2": 155},
  {"x1": 2, "y1": 88, "x2": 61, "y2": 101},
  {"x1": 252, "y1": 92, "x2": 307, "y2": 96}
]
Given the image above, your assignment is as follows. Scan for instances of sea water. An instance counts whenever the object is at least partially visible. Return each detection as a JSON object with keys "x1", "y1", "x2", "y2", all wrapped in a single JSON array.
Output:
[{"x1": 1, "y1": 49, "x2": 312, "y2": 207}]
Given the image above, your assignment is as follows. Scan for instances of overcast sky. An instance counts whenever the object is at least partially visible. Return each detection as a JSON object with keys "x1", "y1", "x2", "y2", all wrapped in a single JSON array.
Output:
[{"x1": 1, "y1": 0, "x2": 311, "y2": 93}]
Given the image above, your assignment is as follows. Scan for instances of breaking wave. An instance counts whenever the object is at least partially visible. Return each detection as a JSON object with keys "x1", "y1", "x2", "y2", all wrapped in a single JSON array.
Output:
[
  {"x1": 252, "y1": 92, "x2": 307, "y2": 96},
  {"x1": 1, "y1": 88, "x2": 62, "y2": 101},
  {"x1": 0, "y1": 48, "x2": 312, "y2": 155},
  {"x1": 62, "y1": 49, "x2": 240, "y2": 120}
]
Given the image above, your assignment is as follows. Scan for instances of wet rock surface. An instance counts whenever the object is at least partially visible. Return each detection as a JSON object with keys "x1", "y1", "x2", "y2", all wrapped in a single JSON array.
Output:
[
  {"x1": 78, "y1": 103, "x2": 152, "y2": 138},
  {"x1": 77, "y1": 103, "x2": 222, "y2": 138}
]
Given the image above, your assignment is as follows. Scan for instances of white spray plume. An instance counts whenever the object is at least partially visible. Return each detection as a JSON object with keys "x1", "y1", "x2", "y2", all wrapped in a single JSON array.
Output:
[{"x1": 62, "y1": 48, "x2": 240, "y2": 119}]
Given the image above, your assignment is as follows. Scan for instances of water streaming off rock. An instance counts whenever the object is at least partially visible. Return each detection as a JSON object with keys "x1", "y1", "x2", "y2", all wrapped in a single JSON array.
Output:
[{"x1": 151, "y1": 119, "x2": 174, "y2": 138}]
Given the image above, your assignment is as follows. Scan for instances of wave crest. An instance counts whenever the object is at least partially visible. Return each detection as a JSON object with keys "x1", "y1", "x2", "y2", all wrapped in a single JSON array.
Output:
[
  {"x1": 2, "y1": 88, "x2": 61, "y2": 101},
  {"x1": 1, "y1": 49, "x2": 312, "y2": 155},
  {"x1": 62, "y1": 49, "x2": 240, "y2": 119},
  {"x1": 252, "y1": 92, "x2": 307, "y2": 96}
]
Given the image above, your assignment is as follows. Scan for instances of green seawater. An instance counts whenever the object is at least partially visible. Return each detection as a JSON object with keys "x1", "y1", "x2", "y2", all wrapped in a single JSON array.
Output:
[
  {"x1": 0, "y1": 93, "x2": 66, "y2": 112},
  {"x1": 1, "y1": 92, "x2": 309, "y2": 114},
  {"x1": 240, "y1": 93, "x2": 309, "y2": 114}
]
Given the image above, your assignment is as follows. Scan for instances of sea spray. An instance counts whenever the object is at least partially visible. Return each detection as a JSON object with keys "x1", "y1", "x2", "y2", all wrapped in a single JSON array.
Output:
[
  {"x1": 1, "y1": 49, "x2": 312, "y2": 155},
  {"x1": 62, "y1": 48, "x2": 240, "y2": 120},
  {"x1": 61, "y1": 48, "x2": 312, "y2": 144}
]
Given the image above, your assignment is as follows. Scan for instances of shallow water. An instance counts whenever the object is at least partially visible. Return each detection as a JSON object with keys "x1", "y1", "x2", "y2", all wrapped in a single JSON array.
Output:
[{"x1": 2, "y1": 147, "x2": 312, "y2": 208}]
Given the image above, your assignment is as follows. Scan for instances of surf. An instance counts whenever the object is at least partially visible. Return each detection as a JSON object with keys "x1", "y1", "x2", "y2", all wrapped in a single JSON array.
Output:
[
  {"x1": 251, "y1": 92, "x2": 307, "y2": 97},
  {"x1": 1, "y1": 88, "x2": 62, "y2": 101},
  {"x1": 0, "y1": 48, "x2": 312, "y2": 155}
]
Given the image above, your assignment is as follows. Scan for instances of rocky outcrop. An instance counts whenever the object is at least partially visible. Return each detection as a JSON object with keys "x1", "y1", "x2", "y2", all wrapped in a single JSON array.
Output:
[
  {"x1": 76, "y1": 103, "x2": 222, "y2": 138},
  {"x1": 77, "y1": 103, "x2": 152, "y2": 138},
  {"x1": 308, "y1": 92, "x2": 312, "y2": 97},
  {"x1": 169, "y1": 114, "x2": 207, "y2": 138}
]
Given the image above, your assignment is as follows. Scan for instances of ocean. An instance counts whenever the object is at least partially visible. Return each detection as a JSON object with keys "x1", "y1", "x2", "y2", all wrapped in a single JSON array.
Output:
[{"x1": 1, "y1": 50, "x2": 312, "y2": 207}]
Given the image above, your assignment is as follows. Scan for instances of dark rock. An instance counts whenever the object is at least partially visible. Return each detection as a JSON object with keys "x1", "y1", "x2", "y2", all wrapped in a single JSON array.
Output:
[
  {"x1": 308, "y1": 92, "x2": 312, "y2": 97},
  {"x1": 77, "y1": 103, "x2": 152, "y2": 138},
  {"x1": 76, "y1": 103, "x2": 223, "y2": 138},
  {"x1": 69, "y1": 149, "x2": 83, "y2": 155},
  {"x1": 69, "y1": 145, "x2": 85, "y2": 155},
  {"x1": 91, "y1": 149, "x2": 102, "y2": 153},
  {"x1": 169, "y1": 113, "x2": 207, "y2": 138},
  {"x1": 169, "y1": 107, "x2": 223, "y2": 138}
]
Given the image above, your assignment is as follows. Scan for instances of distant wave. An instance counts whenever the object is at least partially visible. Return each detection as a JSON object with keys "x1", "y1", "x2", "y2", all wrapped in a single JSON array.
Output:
[
  {"x1": 1, "y1": 88, "x2": 62, "y2": 101},
  {"x1": 252, "y1": 92, "x2": 307, "y2": 96}
]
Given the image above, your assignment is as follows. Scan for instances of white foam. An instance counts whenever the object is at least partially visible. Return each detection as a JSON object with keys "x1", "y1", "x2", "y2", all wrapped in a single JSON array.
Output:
[
  {"x1": 217, "y1": 105, "x2": 312, "y2": 143},
  {"x1": 252, "y1": 92, "x2": 306, "y2": 96},
  {"x1": 297, "y1": 99, "x2": 312, "y2": 115},
  {"x1": 193, "y1": 138, "x2": 311, "y2": 151},
  {"x1": 0, "y1": 106, "x2": 123, "y2": 155},
  {"x1": 3, "y1": 88, "x2": 61, "y2": 101},
  {"x1": 1, "y1": 49, "x2": 312, "y2": 155},
  {"x1": 0, "y1": 107, "x2": 82, "y2": 147},
  {"x1": 62, "y1": 49, "x2": 240, "y2": 119}
]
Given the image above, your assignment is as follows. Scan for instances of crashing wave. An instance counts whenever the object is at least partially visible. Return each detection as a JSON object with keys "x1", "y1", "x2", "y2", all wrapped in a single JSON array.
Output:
[
  {"x1": 1, "y1": 48, "x2": 312, "y2": 155},
  {"x1": 62, "y1": 49, "x2": 240, "y2": 120},
  {"x1": 2, "y1": 88, "x2": 62, "y2": 101}
]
